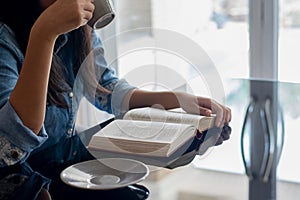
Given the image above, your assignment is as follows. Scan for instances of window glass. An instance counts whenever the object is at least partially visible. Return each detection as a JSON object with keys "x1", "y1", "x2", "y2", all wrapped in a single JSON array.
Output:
[
  {"x1": 278, "y1": 0, "x2": 300, "y2": 183},
  {"x1": 114, "y1": 0, "x2": 249, "y2": 174},
  {"x1": 279, "y1": 0, "x2": 300, "y2": 83}
]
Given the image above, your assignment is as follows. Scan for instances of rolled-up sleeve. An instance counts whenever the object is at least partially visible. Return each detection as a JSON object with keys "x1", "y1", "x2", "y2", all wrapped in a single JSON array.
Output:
[
  {"x1": 0, "y1": 25, "x2": 48, "y2": 167},
  {"x1": 91, "y1": 77, "x2": 136, "y2": 116},
  {"x1": 0, "y1": 102, "x2": 48, "y2": 151},
  {"x1": 88, "y1": 31, "x2": 136, "y2": 116},
  {"x1": 111, "y1": 79, "x2": 136, "y2": 116},
  {"x1": 0, "y1": 137, "x2": 27, "y2": 167},
  {"x1": 0, "y1": 102, "x2": 48, "y2": 167}
]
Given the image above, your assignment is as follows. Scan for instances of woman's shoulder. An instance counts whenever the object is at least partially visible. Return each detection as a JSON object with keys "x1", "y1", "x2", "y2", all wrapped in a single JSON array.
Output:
[
  {"x1": 0, "y1": 22, "x2": 15, "y2": 39},
  {"x1": 0, "y1": 22, "x2": 23, "y2": 59}
]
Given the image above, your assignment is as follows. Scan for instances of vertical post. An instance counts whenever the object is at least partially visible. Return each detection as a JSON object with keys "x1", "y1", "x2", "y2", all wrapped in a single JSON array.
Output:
[
  {"x1": 248, "y1": 0, "x2": 279, "y2": 199},
  {"x1": 249, "y1": 80, "x2": 278, "y2": 200},
  {"x1": 249, "y1": 0, "x2": 278, "y2": 79}
]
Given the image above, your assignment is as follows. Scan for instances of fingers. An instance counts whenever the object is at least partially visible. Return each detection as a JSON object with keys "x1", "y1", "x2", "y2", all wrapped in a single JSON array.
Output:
[
  {"x1": 84, "y1": 1, "x2": 95, "y2": 12},
  {"x1": 224, "y1": 107, "x2": 232, "y2": 124},
  {"x1": 210, "y1": 100, "x2": 231, "y2": 127},
  {"x1": 66, "y1": 0, "x2": 95, "y2": 26},
  {"x1": 198, "y1": 107, "x2": 212, "y2": 116},
  {"x1": 36, "y1": 0, "x2": 96, "y2": 36},
  {"x1": 82, "y1": 0, "x2": 95, "y2": 22},
  {"x1": 196, "y1": 97, "x2": 231, "y2": 127},
  {"x1": 196, "y1": 97, "x2": 228, "y2": 127}
]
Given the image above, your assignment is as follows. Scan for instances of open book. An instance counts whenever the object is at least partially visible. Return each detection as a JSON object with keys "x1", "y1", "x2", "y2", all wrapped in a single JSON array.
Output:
[{"x1": 88, "y1": 107, "x2": 218, "y2": 168}]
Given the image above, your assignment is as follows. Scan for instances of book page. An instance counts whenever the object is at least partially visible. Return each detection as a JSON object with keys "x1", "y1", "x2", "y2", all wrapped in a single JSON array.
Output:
[
  {"x1": 88, "y1": 119, "x2": 196, "y2": 157},
  {"x1": 123, "y1": 107, "x2": 215, "y2": 131},
  {"x1": 95, "y1": 119, "x2": 194, "y2": 143}
]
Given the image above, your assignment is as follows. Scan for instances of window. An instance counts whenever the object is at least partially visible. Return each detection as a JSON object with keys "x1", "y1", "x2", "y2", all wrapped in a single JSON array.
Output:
[
  {"x1": 114, "y1": 0, "x2": 249, "y2": 174},
  {"x1": 277, "y1": 0, "x2": 300, "y2": 183},
  {"x1": 77, "y1": 0, "x2": 300, "y2": 199}
]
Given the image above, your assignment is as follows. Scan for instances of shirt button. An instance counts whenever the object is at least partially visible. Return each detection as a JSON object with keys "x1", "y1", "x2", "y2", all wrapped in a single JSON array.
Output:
[
  {"x1": 68, "y1": 92, "x2": 74, "y2": 98},
  {"x1": 67, "y1": 128, "x2": 73, "y2": 135},
  {"x1": 73, "y1": 150, "x2": 78, "y2": 156}
]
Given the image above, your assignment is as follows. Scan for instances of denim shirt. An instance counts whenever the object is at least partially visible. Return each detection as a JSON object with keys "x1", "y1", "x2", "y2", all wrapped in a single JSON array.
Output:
[{"x1": 0, "y1": 23, "x2": 135, "y2": 167}]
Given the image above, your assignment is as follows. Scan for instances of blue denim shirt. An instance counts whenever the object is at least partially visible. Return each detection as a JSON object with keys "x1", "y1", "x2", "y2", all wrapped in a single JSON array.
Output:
[{"x1": 0, "y1": 23, "x2": 135, "y2": 167}]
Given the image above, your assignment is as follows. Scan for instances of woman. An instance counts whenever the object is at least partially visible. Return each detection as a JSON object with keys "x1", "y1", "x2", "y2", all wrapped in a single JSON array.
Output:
[{"x1": 0, "y1": 0, "x2": 231, "y2": 199}]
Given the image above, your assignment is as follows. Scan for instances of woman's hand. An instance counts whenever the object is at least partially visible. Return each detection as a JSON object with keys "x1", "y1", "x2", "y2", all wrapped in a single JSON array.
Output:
[
  {"x1": 10, "y1": 0, "x2": 95, "y2": 134},
  {"x1": 33, "y1": 0, "x2": 95, "y2": 39},
  {"x1": 175, "y1": 92, "x2": 231, "y2": 127},
  {"x1": 175, "y1": 92, "x2": 232, "y2": 144},
  {"x1": 128, "y1": 89, "x2": 231, "y2": 128}
]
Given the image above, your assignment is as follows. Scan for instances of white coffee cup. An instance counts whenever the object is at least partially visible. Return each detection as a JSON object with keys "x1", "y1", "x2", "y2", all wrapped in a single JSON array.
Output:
[{"x1": 88, "y1": 0, "x2": 115, "y2": 29}]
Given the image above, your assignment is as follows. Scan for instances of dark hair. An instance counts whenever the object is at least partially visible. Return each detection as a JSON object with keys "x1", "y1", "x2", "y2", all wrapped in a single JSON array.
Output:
[{"x1": 0, "y1": 1, "x2": 96, "y2": 108}]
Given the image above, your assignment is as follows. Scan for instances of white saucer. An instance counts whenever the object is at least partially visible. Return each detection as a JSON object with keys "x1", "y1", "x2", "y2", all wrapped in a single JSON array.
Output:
[{"x1": 60, "y1": 158, "x2": 149, "y2": 190}]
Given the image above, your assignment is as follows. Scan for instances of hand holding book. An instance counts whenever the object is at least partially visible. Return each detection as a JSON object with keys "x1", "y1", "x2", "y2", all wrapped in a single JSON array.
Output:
[
  {"x1": 88, "y1": 107, "x2": 232, "y2": 168},
  {"x1": 126, "y1": 90, "x2": 231, "y2": 128},
  {"x1": 173, "y1": 92, "x2": 231, "y2": 127},
  {"x1": 88, "y1": 89, "x2": 232, "y2": 168}
]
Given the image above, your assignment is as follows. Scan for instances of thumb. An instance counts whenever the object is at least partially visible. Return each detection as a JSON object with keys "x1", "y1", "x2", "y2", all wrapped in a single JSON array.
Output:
[{"x1": 199, "y1": 107, "x2": 212, "y2": 116}]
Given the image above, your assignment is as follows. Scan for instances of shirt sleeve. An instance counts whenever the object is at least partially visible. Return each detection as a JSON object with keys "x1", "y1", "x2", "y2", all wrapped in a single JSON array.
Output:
[
  {"x1": 86, "y1": 30, "x2": 136, "y2": 116},
  {"x1": 0, "y1": 26, "x2": 48, "y2": 167},
  {"x1": 0, "y1": 136, "x2": 27, "y2": 167},
  {"x1": 0, "y1": 102, "x2": 48, "y2": 167},
  {"x1": 111, "y1": 79, "x2": 136, "y2": 116}
]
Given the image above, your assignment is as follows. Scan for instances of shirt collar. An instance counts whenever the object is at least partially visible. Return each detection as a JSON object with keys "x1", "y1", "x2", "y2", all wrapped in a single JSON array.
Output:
[{"x1": 54, "y1": 33, "x2": 68, "y2": 54}]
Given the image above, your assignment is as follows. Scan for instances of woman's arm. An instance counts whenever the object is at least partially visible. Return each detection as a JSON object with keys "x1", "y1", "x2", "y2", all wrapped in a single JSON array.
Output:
[
  {"x1": 9, "y1": 0, "x2": 95, "y2": 134},
  {"x1": 9, "y1": 27, "x2": 56, "y2": 134},
  {"x1": 125, "y1": 89, "x2": 231, "y2": 127}
]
